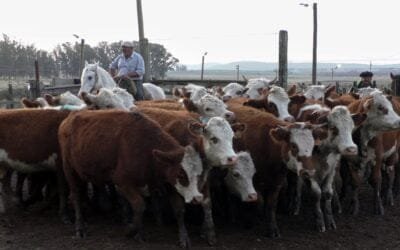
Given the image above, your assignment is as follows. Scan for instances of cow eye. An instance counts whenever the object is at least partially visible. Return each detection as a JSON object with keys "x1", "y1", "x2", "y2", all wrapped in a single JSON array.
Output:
[
  {"x1": 205, "y1": 107, "x2": 212, "y2": 112},
  {"x1": 331, "y1": 126, "x2": 339, "y2": 136},
  {"x1": 106, "y1": 105, "x2": 113, "y2": 109},
  {"x1": 290, "y1": 143, "x2": 298, "y2": 153},
  {"x1": 236, "y1": 90, "x2": 242, "y2": 95},
  {"x1": 88, "y1": 76, "x2": 93, "y2": 80},
  {"x1": 210, "y1": 137, "x2": 219, "y2": 144},
  {"x1": 233, "y1": 172, "x2": 240, "y2": 178},
  {"x1": 378, "y1": 105, "x2": 388, "y2": 114}
]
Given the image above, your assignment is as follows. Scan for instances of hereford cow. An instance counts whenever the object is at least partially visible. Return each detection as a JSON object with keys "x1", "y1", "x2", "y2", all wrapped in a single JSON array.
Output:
[
  {"x1": 227, "y1": 103, "x2": 328, "y2": 237},
  {"x1": 219, "y1": 82, "x2": 247, "y2": 101},
  {"x1": 0, "y1": 109, "x2": 69, "y2": 216},
  {"x1": 344, "y1": 90, "x2": 400, "y2": 215},
  {"x1": 58, "y1": 110, "x2": 202, "y2": 247}
]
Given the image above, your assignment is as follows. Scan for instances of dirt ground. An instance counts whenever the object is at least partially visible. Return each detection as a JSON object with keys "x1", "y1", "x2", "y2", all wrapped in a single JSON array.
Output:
[{"x1": 1, "y1": 184, "x2": 400, "y2": 250}]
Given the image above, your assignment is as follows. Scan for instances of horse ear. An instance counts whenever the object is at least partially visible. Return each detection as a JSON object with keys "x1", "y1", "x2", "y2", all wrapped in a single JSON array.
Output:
[
  {"x1": 85, "y1": 61, "x2": 89, "y2": 67},
  {"x1": 391, "y1": 72, "x2": 395, "y2": 80}
]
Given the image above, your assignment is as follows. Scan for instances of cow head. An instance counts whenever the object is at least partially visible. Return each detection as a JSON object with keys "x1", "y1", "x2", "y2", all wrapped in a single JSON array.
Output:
[
  {"x1": 362, "y1": 91, "x2": 400, "y2": 131},
  {"x1": 189, "y1": 117, "x2": 238, "y2": 167},
  {"x1": 224, "y1": 151, "x2": 257, "y2": 202},
  {"x1": 221, "y1": 82, "x2": 247, "y2": 101},
  {"x1": 174, "y1": 145, "x2": 204, "y2": 203},
  {"x1": 183, "y1": 94, "x2": 235, "y2": 122},
  {"x1": 81, "y1": 88, "x2": 134, "y2": 111},
  {"x1": 270, "y1": 123, "x2": 328, "y2": 177},
  {"x1": 315, "y1": 106, "x2": 366, "y2": 156}
]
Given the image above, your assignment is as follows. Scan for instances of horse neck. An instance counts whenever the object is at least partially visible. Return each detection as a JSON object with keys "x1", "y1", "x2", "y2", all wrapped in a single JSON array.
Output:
[{"x1": 96, "y1": 67, "x2": 116, "y2": 89}]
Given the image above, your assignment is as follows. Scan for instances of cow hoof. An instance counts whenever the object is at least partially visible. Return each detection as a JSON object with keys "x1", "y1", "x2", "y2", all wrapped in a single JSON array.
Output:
[
  {"x1": 61, "y1": 215, "x2": 72, "y2": 225},
  {"x1": 74, "y1": 229, "x2": 87, "y2": 239},
  {"x1": 374, "y1": 204, "x2": 385, "y2": 215},
  {"x1": 133, "y1": 233, "x2": 145, "y2": 243},
  {"x1": 326, "y1": 219, "x2": 337, "y2": 230},
  {"x1": 178, "y1": 237, "x2": 191, "y2": 249},
  {"x1": 317, "y1": 225, "x2": 326, "y2": 233},
  {"x1": 206, "y1": 233, "x2": 217, "y2": 246},
  {"x1": 265, "y1": 227, "x2": 280, "y2": 238}
]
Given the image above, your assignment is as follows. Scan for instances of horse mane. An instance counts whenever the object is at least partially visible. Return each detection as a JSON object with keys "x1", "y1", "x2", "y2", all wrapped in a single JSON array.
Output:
[{"x1": 95, "y1": 65, "x2": 116, "y2": 89}]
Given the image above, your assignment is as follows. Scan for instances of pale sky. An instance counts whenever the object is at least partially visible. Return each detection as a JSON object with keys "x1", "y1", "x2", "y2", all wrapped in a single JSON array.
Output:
[{"x1": 2, "y1": 0, "x2": 400, "y2": 65}]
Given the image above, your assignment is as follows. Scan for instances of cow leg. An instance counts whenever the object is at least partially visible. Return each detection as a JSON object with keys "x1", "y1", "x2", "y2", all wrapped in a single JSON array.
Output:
[
  {"x1": 293, "y1": 176, "x2": 303, "y2": 216},
  {"x1": 200, "y1": 184, "x2": 217, "y2": 246},
  {"x1": 384, "y1": 165, "x2": 395, "y2": 206},
  {"x1": 0, "y1": 169, "x2": 14, "y2": 213},
  {"x1": 309, "y1": 179, "x2": 325, "y2": 232},
  {"x1": 264, "y1": 186, "x2": 282, "y2": 238},
  {"x1": 65, "y1": 169, "x2": 86, "y2": 238},
  {"x1": 118, "y1": 186, "x2": 145, "y2": 242},
  {"x1": 345, "y1": 162, "x2": 362, "y2": 216},
  {"x1": 322, "y1": 170, "x2": 336, "y2": 230},
  {"x1": 393, "y1": 162, "x2": 400, "y2": 197},
  {"x1": 169, "y1": 190, "x2": 191, "y2": 249},
  {"x1": 369, "y1": 160, "x2": 384, "y2": 215},
  {"x1": 16, "y1": 173, "x2": 26, "y2": 205},
  {"x1": 332, "y1": 188, "x2": 342, "y2": 214}
]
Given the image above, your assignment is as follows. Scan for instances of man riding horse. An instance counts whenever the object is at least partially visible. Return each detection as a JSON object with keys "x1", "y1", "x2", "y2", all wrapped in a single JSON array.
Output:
[{"x1": 109, "y1": 41, "x2": 145, "y2": 100}]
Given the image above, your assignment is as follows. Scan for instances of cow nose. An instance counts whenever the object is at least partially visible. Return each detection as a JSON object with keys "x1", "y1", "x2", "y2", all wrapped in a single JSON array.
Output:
[
  {"x1": 247, "y1": 193, "x2": 258, "y2": 202},
  {"x1": 226, "y1": 155, "x2": 238, "y2": 166},
  {"x1": 225, "y1": 112, "x2": 236, "y2": 121},
  {"x1": 193, "y1": 194, "x2": 203, "y2": 203},
  {"x1": 300, "y1": 169, "x2": 315, "y2": 178},
  {"x1": 344, "y1": 146, "x2": 358, "y2": 155},
  {"x1": 284, "y1": 116, "x2": 295, "y2": 123}
]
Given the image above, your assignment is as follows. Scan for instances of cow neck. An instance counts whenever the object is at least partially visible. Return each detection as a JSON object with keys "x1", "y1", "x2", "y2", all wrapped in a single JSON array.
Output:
[{"x1": 359, "y1": 124, "x2": 378, "y2": 150}]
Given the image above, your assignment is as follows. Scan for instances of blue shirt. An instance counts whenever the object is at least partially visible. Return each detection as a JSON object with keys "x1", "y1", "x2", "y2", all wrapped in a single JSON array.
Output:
[{"x1": 109, "y1": 52, "x2": 145, "y2": 80}]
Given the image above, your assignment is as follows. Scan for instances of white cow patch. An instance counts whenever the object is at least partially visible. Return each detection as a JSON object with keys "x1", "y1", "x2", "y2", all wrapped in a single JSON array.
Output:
[
  {"x1": 304, "y1": 85, "x2": 326, "y2": 100},
  {"x1": 0, "y1": 149, "x2": 57, "y2": 173},
  {"x1": 174, "y1": 145, "x2": 203, "y2": 203},
  {"x1": 290, "y1": 128, "x2": 314, "y2": 157},
  {"x1": 296, "y1": 104, "x2": 330, "y2": 120},
  {"x1": 267, "y1": 86, "x2": 293, "y2": 121}
]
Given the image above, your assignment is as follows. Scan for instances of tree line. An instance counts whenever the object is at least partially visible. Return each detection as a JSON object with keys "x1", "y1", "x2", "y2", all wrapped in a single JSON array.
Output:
[{"x1": 0, "y1": 34, "x2": 185, "y2": 79}]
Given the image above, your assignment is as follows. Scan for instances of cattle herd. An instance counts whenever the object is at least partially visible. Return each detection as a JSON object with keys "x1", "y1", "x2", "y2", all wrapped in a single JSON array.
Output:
[{"x1": 2, "y1": 63, "x2": 400, "y2": 248}]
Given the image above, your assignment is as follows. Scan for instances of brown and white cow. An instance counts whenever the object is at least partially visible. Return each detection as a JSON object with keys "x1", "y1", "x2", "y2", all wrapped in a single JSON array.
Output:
[
  {"x1": 227, "y1": 103, "x2": 328, "y2": 237},
  {"x1": 0, "y1": 109, "x2": 69, "y2": 216},
  {"x1": 58, "y1": 110, "x2": 202, "y2": 247},
  {"x1": 343, "y1": 90, "x2": 400, "y2": 215}
]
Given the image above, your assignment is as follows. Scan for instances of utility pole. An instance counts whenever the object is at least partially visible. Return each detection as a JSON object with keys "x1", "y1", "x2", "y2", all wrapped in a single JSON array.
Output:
[
  {"x1": 79, "y1": 38, "x2": 85, "y2": 77},
  {"x1": 278, "y1": 30, "x2": 288, "y2": 89},
  {"x1": 201, "y1": 52, "x2": 207, "y2": 80},
  {"x1": 312, "y1": 2, "x2": 318, "y2": 85},
  {"x1": 370, "y1": 61, "x2": 372, "y2": 71},
  {"x1": 236, "y1": 65, "x2": 240, "y2": 81},
  {"x1": 136, "y1": 0, "x2": 150, "y2": 81}
]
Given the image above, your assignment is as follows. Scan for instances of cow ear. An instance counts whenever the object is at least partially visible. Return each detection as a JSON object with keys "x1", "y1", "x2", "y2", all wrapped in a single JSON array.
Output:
[
  {"x1": 350, "y1": 93, "x2": 360, "y2": 99},
  {"x1": 21, "y1": 98, "x2": 39, "y2": 108},
  {"x1": 241, "y1": 87, "x2": 249, "y2": 95},
  {"x1": 312, "y1": 128, "x2": 328, "y2": 145},
  {"x1": 287, "y1": 84, "x2": 297, "y2": 96},
  {"x1": 324, "y1": 85, "x2": 336, "y2": 98},
  {"x1": 231, "y1": 123, "x2": 246, "y2": 138},
  {"x1": 270, "y1": 127, "x2": 290, "y2": 143},
  {"x1": 289, "y1": 94, "x2": 306, "y2": 104},
  {"x1": 44, "y1": 94, "x2": 56, "y2": 106},
  {"x1": 182, "y1": 98, "x2": 198, "y2": 112},
  {"x1": 188, "y1": 122, "x2": 205, "y2": 136},
  {"x1": 172, "y1": 87, "x2": 182, "y2": 98},
  {"x1": 152, "y1": 149, "x2": 184, "y2": 164},
  {"x1": 351, "y1": 113, "x2": 367, "y2": 127},
  {"x1": 243, "y1": 99, "x2": 265, "y2": 109},
  {"x1": 363, "y1": 98, "x2": 373, "y2": 111}
]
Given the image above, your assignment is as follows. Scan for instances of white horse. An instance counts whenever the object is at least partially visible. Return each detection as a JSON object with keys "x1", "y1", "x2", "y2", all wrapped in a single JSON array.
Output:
[{"x1": 78, "y1": 62, "x2": 116, "y2": 96}]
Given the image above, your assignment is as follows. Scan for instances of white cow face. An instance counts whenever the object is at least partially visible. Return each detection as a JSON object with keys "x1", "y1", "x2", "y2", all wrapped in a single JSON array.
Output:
[
  {"x1": 267, "y1": 86, "x2": 295, "y2": 122},
  {"x1": 271, "y1": 123, "x2": 328, "y2": 177},
  {"x1": 82, "y1": 88, "x2": 129, "y2": 111},
  {"x1": 196, "y1": 94, "x2": 235, "y2": 122},
  {"x1": 244, "y1": 81, "x2": 269, "y2": 99},
  {"x1": 190, "y1": 87, "x2": 208, "y2": 103},
  {"x1": 192, "y1": 117, "x2": 238, "y2": 167},
  {"x1": 174, "y1": 145, "x2": 204, "y2": 203},
  {"x1": 78, "y1": 63, "x2": 98, "y2": 96},
  {"x1": 304, "y1": 85, "x2": 326, "y2": 100},
  {"x1": 325, "y1": 106, "x2": 360, "y2": 156},
  {"x1": 224, "y1": 152, "x2": 257, "y2": 202},
  {"x1": 222, "y1": 82, "x2": 247, "y2": 100},
  {"x1": 365, "y1": 91, "x2": 400, "y2": 131}
]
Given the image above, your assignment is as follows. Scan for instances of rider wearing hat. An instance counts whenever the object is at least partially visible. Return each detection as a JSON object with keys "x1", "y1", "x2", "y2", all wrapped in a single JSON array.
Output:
[
  {"x1": 357, "y1": 71, "x2": 375, "y2": 89},
  {"x1": 109, "y1": 41, "x2": 145, "y2": 100}
]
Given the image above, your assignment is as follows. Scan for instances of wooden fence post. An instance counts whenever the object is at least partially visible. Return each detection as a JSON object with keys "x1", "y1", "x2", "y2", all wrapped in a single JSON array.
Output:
[
  {"x1": 335, "y1": 81, "x2": 339, "y2": 93},
  {"x1": 7, "y1": 84, "x2": 13, "y2": 109},
  {"x1": 33, "y1": 60, "x2": 40, "y2": 98},
  {"x1": 278, "y1": 30, "x2": 288, "y2": 89}
]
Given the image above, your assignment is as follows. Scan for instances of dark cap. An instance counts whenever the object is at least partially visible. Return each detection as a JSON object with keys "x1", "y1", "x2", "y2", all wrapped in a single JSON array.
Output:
[{"x1": 360, "y1": 71, "x2": 373, "y2": 78}]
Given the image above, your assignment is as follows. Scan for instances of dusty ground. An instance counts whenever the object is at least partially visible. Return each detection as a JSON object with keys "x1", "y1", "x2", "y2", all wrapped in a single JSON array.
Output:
[{"x1": 1, "y1": 184, "x2": 400, "y2": 250}]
